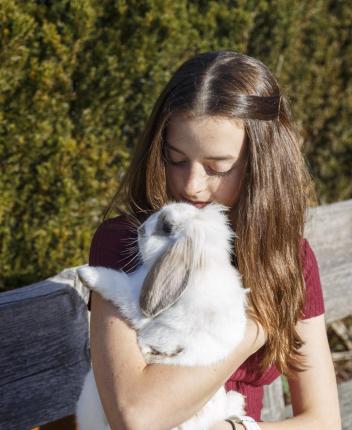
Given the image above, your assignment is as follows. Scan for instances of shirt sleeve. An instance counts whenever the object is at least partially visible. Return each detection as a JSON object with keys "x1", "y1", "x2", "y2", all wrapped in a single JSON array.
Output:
[
  {"x1": 302, "y1": 238, "x2": 325, "y2": 319},
  {"x1": 86, "y1": 215, "x2": 139, "y2": 311}
]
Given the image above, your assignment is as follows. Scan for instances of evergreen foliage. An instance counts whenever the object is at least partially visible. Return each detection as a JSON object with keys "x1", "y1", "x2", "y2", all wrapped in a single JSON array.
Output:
[{"x1": 1, "y1": 0, "x2": 351, "y2": 290}]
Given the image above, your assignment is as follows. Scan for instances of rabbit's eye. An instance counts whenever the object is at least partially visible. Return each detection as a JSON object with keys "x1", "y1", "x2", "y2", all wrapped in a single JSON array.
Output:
[{"x1": 162, "y1": 220, "x2": 173, "y2": 235}]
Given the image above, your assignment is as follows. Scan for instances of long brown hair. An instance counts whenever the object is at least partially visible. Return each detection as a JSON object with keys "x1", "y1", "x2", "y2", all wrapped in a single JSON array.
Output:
[{"x1": 104, "y1": 51, "x2": 315, "y2": 377}]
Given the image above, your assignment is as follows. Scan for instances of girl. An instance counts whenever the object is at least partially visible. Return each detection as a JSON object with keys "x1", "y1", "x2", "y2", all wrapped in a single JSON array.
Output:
[{"x1": 87, "y1": 51, "x2": 341, "y2": 430}]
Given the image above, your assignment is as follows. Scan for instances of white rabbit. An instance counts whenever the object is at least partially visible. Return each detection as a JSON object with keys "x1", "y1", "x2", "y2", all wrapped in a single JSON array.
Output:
[{"x1": 76, "y1": 201, "x2": 248, "y2": 430}]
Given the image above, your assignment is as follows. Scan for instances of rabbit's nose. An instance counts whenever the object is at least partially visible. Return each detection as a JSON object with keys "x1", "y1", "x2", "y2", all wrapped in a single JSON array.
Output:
[{"x1": 155, "y1": 214, "x2": 174, "y2": 236}]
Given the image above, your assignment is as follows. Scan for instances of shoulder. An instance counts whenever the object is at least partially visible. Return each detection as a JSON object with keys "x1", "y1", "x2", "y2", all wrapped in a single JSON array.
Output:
[
  {"x1": 89, "y1": 214, "x2": 139, "y2": 272},
  {"x1": 300, "y1": 238, "x2": 325, "y2": 319}
]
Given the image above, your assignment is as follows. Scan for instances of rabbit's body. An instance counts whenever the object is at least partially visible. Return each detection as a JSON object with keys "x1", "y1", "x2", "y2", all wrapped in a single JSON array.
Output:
[{"x1": 76, "y1": 202, "x2": 248, "y2": 430}]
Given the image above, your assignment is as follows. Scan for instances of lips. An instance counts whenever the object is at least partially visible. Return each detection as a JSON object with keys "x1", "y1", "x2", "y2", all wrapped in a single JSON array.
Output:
[{"x1": 183, "y1": 198, "x2": 210, "y2": 208}]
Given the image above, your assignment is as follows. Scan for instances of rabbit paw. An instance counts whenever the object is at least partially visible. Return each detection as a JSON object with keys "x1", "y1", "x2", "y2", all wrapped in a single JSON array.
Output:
[
  {"x1": 77, "y1": 266, "x2": 100, "y2": 291},
  {"x1": 141, "y1": 344, "x2": 184, "y2": 362}
]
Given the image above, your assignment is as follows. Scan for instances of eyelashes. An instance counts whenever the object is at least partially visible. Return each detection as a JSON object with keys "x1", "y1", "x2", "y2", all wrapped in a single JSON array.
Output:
[{"x1": 165, "y1": 159, "x2": 236, "y2": 177}]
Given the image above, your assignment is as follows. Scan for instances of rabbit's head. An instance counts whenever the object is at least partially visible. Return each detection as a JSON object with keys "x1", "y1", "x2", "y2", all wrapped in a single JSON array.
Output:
[{"x1": 137, "y1": 202, "x2": 235, "y2": 318}]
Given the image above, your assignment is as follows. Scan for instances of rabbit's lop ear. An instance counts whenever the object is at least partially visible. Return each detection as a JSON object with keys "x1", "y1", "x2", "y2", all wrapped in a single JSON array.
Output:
[{"x1": 140, "y1": 238, "x2": 193, "y2": 318}]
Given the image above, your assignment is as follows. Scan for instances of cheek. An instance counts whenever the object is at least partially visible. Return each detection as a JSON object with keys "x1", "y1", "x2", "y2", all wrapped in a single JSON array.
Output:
[
  {"x1": 213, "y1": 171, "x2": 245, "y2": 204},
  {"x1": 165, "y1": 167, "x2": 180, "y2": 196}
]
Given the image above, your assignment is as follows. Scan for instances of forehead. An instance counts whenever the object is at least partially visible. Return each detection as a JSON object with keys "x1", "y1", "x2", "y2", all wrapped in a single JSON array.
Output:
[{"x1": 165, "y1": 113, "x2": 246, "y2": 158}]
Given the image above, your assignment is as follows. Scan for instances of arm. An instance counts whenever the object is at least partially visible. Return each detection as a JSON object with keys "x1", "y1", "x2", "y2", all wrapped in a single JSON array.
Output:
[
  {"x1": 90, "y1": 291, "x2": 267, "y2": 430},
  {"x1": 210, "y1": 314, "x2": 341, "y2": 430}
]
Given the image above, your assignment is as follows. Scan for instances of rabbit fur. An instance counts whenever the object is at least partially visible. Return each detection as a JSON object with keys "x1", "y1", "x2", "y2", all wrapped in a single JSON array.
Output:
[{"x1": 76, "y1": 202, "x2": 248, "y2": 430}]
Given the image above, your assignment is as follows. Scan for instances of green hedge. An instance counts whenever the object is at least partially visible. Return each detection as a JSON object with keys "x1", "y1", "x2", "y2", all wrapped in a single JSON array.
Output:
[{"x1": 1, "y1": 0, "x2": 351, "y2": 290}]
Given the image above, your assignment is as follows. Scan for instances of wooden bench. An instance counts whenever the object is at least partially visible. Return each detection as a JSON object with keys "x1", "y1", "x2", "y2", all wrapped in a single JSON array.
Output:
[
  {"x1": 1, "y1": 199, "x2": 351, "y2": 429},
  {"x1": 262, "y1": 199, "x2": 352, "y2": 428}
]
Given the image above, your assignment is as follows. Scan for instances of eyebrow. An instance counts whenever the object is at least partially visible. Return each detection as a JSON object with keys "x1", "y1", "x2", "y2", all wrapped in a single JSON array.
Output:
[{"x1": 165, "y1": 144, "x2": 236, "y2": 161}]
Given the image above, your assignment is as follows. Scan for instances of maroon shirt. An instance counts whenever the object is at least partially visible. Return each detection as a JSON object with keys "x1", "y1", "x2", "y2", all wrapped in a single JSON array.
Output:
[{"x1": 87, "y1": 215, "x2": 325, "y2": 421}]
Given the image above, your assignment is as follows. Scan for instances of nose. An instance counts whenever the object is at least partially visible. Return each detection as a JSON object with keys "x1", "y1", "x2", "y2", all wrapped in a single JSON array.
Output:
[{"x1": 183, "y1": 163, "x2": 207, "y2": 197}]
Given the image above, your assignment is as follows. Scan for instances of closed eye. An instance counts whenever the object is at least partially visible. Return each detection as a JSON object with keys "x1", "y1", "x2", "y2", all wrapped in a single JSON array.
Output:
[
  {"x1": 166, "y1": 159, "x2": 236, "y2": 177},
  {"x1": 206, "y1": 166, "x2": 236, "y2": 177}
]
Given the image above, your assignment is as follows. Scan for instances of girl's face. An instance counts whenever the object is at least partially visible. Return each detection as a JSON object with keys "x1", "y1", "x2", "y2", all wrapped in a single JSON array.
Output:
[{"x1": 164, "y1": 113, "x2": 248, "y2": 208}]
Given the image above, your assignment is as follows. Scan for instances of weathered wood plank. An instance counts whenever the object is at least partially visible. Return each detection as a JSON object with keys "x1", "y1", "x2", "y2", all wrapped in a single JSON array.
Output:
[
  {"x1": 305, "y1": 199, "x2": 352, "y2": 323},
  {"x1": 0, "y1": 278, "x2": 90, "y2": 429}
]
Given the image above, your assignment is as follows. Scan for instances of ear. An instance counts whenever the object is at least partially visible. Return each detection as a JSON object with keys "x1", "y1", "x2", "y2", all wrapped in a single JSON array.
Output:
[{"x1": 139, "y1": 237, "x2": 194, "y2": 318}]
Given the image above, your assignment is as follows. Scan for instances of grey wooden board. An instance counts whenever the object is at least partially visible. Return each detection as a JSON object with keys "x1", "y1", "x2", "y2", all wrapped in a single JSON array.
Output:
[
  {"x1": 305, "y1": 199, "x2": 352, "y2": 323},
  {"x1": 0, "y1": 280, "x2": 91, "y2": 429}
]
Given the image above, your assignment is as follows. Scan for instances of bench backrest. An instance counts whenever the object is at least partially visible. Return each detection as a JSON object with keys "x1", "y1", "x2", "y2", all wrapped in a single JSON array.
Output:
[{"x1": 0, "y1": 270, "x2": 90, "y2": 429}]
